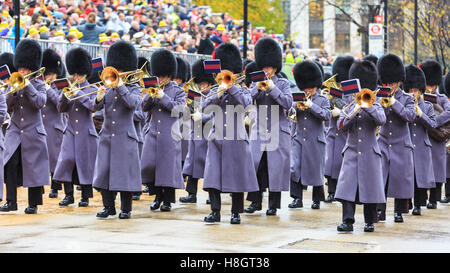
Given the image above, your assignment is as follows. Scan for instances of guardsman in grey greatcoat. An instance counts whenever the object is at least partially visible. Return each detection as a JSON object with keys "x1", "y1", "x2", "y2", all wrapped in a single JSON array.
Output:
[
  {"x1": 93, "y1": 41, "x2": 142, "y2": 219},
  {"x1": 444, "y1": 74, "x2": 450, "y2": 203},
  {"x1": 53, "y1": 48, "x2": 98, "y2": 208},
  {"x1": 376, "y1": 53, "x2": 416, "y2": 223},
  {"x1": 41, "y1": 49, "x2": 66, "y2": 199},
  {"x1": 179, "y1": 59, "x2": 215, "y2": 204},
  {"x1": 141, "y1": 49, "x2": 185, "y2": 212},
  {"x1": 289, "y1": 61, "x2": 331, "y2": 210},
  {"x1": 403, "y1": 65, "x2": 437, "y2": 216},
  {"x1": 420, "y1": 60, "x2": 450, "y2": 209},
  {"x1": 0, "y1": 39, "x2": 50, "y2": 214},
  {"x1": 335, "y1": 60, "x2": 386, "y2": 233},
  {"x1": 245, "y1": 38, "x2": 293, "y2": 216}
]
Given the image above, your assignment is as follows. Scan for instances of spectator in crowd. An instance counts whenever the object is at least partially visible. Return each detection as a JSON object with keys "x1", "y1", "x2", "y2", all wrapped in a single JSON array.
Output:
[{"x1": 77, "y1": 12, "x2": 106, "y2": 44}]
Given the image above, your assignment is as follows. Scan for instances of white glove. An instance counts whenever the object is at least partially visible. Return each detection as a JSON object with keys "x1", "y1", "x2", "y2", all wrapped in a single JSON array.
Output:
[
  {"x1": 353, "y1": 103, "x2": 361, "y2": 114},
  {"x1": 416, "y1": 106, "x2": 423, "y2": 118},
  {"x1": 155, "y1": 88, "x2": 164, "y2": 99},
  {"x1": 305, "y1": 100, "x2": 313, "y2": 109},
  {"x1": 266, "y1": 80, "x2": 275, "y2": 91},
  {"x1": 244, "y1": 116, "x2": 252, "y2": 126},
  {"x1": 389, "y1": 96, "x2": 396, "y2": 106},
  {"x1": 117, "y1": 78, "x2": 124, "y2": 87},
  {"x1": 331, "y1": 108, "x2": 341, "y2": 118},
  {"x1": 96, "y1": 86, "x2": 107, "y2": 102},
  {"x1": 217, "y1": 83, "x2": 227, "y2": 98},
  {"x1": 191, "y1": 111, "x2": 202, "y2": 122}
]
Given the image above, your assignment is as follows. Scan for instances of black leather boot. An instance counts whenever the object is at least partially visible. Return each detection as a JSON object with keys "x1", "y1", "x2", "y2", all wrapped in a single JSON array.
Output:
[
  {"x1": 245, "y1": 202, "x2": 262, "y2": 213},
  {"x1": 119, "y1": 211, "x2": 131, "y2": 219},
  {"x1": 0, "y1": 201, "x2": 18, "y2": 212},
  {"x1": 441, "y1": 196, "x2": 450, "y2": 203},
  {"x1": 266, "y1": 208, "x2": 277, "y2": 216},
  {"x1": 412, "y1": 206, "x2": 421, "y2": 215},
  {"x1": 78, "y1": 198, "x2": 89, "y2": 207},
  {"x1": 132, "y1": 193, "x2": 140, "y2": 201},
  {"x1": 324, "y1": 193, "x2": 335, "y2": 203},
  {"x1": 48, "y1": 189, "x2": 58, "y2": 198},
  {"x1": 377, "y1": 210, "x2": 386, "y2": 222},
  {"x1": 427, "y1": 202, "x2": 437, "y2": 209},
  {"x1": 394, "y1": 213, "x2": 404, "y2": 223},
  {"x1": 160, "y1": 202, "x2": 171, "y2": 212},
  {"x1": 24, "y1": 206, "x2": 37, "y2": 214},
  {"x1": 311, "y1": 201, "x2": 320, "y2": 209},
  {"x1": 59, "y1": 195, "x2": 74, "y2": 206},
  {"x1": 364, "y1": 223, "x2": 375, "y2": 232},
  {"x1": 150, "y1": 196, "x2": 162, "y2": 211},
  {"x1": 230, "y1": 213, "x2": 241, "y2": 224},
  {"x1": 179, "y1": 193, "x2": 197, "y2": 203},
  {"x1": 204, "y1": 211, "x2": 221, "y2": 223},
  {"x1": 337, "y1": 223, "x2": 353, "y2": 232},
  {"x1": 288, "y1": 198, "x2": 303, "y2": 208},
  {"x1": 96, "y1": 207, "x2": 116, "y2": 218}
]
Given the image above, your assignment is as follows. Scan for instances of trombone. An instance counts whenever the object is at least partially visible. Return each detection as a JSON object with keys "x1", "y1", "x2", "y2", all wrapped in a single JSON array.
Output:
[
  {"x1": 5, "y1": 67, "x2": 46, "y2": 95},
  {"x1": 64, "y1": 66, "x2": 144, "y2": 101},
  {"x1": 142, "y1": 78, "x2": 171, "y2": 98},
  {"x1": 342, "y1": 88, "x2": 376, "y2": 119}
]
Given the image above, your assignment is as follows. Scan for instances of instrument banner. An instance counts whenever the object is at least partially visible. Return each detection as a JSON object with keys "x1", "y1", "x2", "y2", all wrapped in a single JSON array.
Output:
[
  {"x1": 292, "y1": 91, "x2": 306, "y2": 102},
  {"x1": 187, "y1": 89, "x2": 202, "y2": 100},
  {"x1": 0, "y1": 64, "x2": 10, "y2": 81},
  {"x1": 377, "y1": 86, "x2": 392, "y2": 97},
  {"x1": 204, "y1": 60, "x2": 221, "y2": 74},
  {"x1": 143, "y1": 77, "x2": 158, "y2": 88},
  {"x1": 54, "y1": 78, "x2": 70, "y2": 89},
  {"x1": 341, "y1": 79, "x2": 361, "y2": 95},
  {"x1": 329, "y1": 87, "x2": 344, "y2": 98},
  {"x1": 424, "y1": 93, "x2": 438, "y2": 104},
  {"x1": 91, "y1": 58, "x2": 104, "y2": 72},
  {"x1": 249, "y1": 71, "x2": 267, "y2": 82}
]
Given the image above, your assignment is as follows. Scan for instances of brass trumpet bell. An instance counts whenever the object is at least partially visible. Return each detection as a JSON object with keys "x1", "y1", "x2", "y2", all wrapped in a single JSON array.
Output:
[
  {"x1": 342, "y1": 89, "x2": 376, "y2": 118},
  {"x1": 5, "y1": 67, "x2": 46, "y2": 95},
  {"x1": 257, "y1": 70, "x2": 276, "y2": 91}
]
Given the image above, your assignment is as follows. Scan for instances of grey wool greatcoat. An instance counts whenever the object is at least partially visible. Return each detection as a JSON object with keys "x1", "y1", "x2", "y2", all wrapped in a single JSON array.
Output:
[
  {"x1": 249, "y1": 76, "x2": 292, "y2": 192},
  {"x1": 134, "y1": 101, "x2": 145, "y2": 158},
  {"x1": 53, "y1": 81, "x2": 98, "y2": 185},
  {"x1": 4, "y1": 79, "x2": 50, "y2": 188},
  {"x1": 201, "y1": 85, "x2": 259, "y2": 193},
  {"x1": 182, "y1": 95, "x2": 213, "y2": 179},
  {"x1": 377, "y1": 89, "x2": 416, "y2": 199},
  {"x1": 291, "y1": 91, "x2": 331, "y2": 186},
  {"x1": 42, "y1": 83, "x2": 66, "y2": 173},
  {"x1": 0, "y1": 93, "x2": 7, "y2": 200},
  {"x1": 409, "y1": 99, "x2": 436, "y2": 189},
  {"x1": 430, "y1": 92, "x2": 450, "y2": 183},
  {"x1": 335, "y1": 101, "x2": 387, "y2": 204},
  {"x1": 92, "y1": 84, "x2": 142, "y2": 192},
  {"x1": 141, "y1": 81, "x2": 185, "y2": 189},
  {"x1": 324, "y1": 95, "x2": 353, "y2": 179}
]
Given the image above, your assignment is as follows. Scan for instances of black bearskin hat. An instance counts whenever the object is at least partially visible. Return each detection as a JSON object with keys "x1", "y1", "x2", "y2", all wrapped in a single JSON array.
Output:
[
  {"x1": 244, "y1": 61, "x2": 258, "y2": 87},
  {"x1": 0, "y1": 52, "x2": 16, "y2": 73},
  {"x1": 332, "y1": 55, "x2": 354, "y2": 83},
  {"x1": 106, "y1": 41, "x2": 137, "y2": 72},
  {"x1": 363, "y1": 54, "x2": 378, "y2": 66},
  {"x1": 213, "y1": 42, "x2": 242, "y2": 74},
  {"x1": 349, "y1": 60, "x2": 378, "y2": 91},
  {"x1": 13, "y1": 39, "x2": 42, "y2": 71},
  {"x1": 377, "y1": 53, "x2": 405, "y2": 84},
  {"x1": 404, "y1": 64, "x2": 426, "y2": 93},
  {"x1": 150, "y1": 48, "x2": 177, "y2": 78},
  {"x1": 42, "y1": 49, "x2": 63, "y2": 76},
  {"x1": 175, "y1": 57, "x2": 189, "y2": 82},
  {"x1": 185, "y1": 61, "x2": 191, "y2": 83},
  {"x1": 58, "y1": 64, "x2": 67, "y2": 79},
  {"x1": 419, "y1": 59, "x2": 443, "y2": 87},
  {"x1": 192, "y1": 59, "x2": 215, "y2": 85},
  {"x1": 254, "y1": 37, "x2": 282, "y2": 73},
  {"x1": 65, "y1": 47, "x2": 92, "y2": 76},
  {"x1": 293, "y1": 60, "x2": 323, "y2": 90}
]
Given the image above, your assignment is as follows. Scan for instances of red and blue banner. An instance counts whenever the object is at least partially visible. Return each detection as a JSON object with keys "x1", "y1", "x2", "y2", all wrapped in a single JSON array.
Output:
[
  {"x1": 143, "y1": 77, "x2": 158, "y2": 89},
  {"x1": 292, "y1": 91, "x2": 306, "y2": 102},
  {"x1": 204, "y1": 60, "x2": 221, "y2": 74},
  {"x1": 249, "y1": 70, "x2": 267, "y2": 82},
  {"x1": 187, "y1": 89, "x2": 202, "y2": 100},
  {"x1": 54, "y1": 78, "x2": 70, "y2": 89},
  {"x1": 424, "y1": 93, "x2": 438, "y2": 104},
  {"x1": 341, "y1": 79, "x2": 361, "y2": 95},
  {"x1": 376, "y1": 86, "x2": 392, "y2": 97},
  {"x1": 0, "y1": 65, "x2": 10, "y2": 81},
  {"x1": 91, "y1": 58, "x2": 104, "y2": 73},
  {"x1": 329, "y1": 87, "x2": 343, "y2": 98}
]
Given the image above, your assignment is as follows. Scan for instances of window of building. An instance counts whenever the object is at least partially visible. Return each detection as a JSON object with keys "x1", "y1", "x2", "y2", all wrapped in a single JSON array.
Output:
[{"x1": 309, "y1": 0, "x2": 324, "y2": 49}]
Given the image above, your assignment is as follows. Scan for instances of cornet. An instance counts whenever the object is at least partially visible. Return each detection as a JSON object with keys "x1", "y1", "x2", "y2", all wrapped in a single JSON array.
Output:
[
  {"x1": 257, "y1": 69, "x2": 276, "y2": 91},
  {"x1": 342, "y1": 89, "x2": 376, "y2": 119},
  {"x1": 296, "y1": 91, "x2": 314, "y2": 111},
  {"x1": 203, "y1": 70, "x2": 246, "y2": 98},
  {"x1": 5, "y1": 67, "x2": 46, "y2": 95},
  {"x1": 143, "y1": 78, "x2": 171, "y2": 98}
]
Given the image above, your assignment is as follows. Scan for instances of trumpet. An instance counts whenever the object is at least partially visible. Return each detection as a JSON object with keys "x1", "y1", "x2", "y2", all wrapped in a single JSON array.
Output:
[
  {"x1": 296, "y1": 92, "x2": 314, "y2": 111},
  {"x1": 257, "y1": 69, "x2": 276, "y2": 91},
  {"x1": 380, "y1": 83, "x2": 400, "y2": 108},
  {"x1": 143, "y1": 78, "x2": 171, "y2": 98},
  {"x1": 342, "y1": 89, "x2": 376, "y2": 119},
  {"x1": 5, "y1": 67, "x2": 46, "y2": 95},
  {"x1": 203, "y1": 70, "x2": 246, "y2": 98}
]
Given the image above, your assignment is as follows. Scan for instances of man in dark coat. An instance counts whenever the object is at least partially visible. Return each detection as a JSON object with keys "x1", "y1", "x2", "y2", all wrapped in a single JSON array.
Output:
[{"x1": 0, "y1": 39, "x2": 50, "y2": 214}]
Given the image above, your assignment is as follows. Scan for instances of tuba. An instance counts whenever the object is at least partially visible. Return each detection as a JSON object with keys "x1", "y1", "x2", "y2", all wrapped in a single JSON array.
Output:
[
  {"x1": 342, "y1": 89, "x2": 376, "y2": 119},
  {"x1": 5, "y1": 67, "x2": 46, "y2": 95}
]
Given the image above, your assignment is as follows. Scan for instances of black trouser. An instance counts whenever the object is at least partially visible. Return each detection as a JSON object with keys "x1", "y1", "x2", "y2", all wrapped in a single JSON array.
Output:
[
  {"x1": 446, "y1": 180, "x2": 450, "y2": 197},
  {"x1": 61, "y1": 164, "x2": 93, "y2": 199},
  {"x1": 327, "y1": 177, "x2": 337, "y2": 194},
  {"x1": 413, "y1": 178, "x2": 428, "y2": 207},
  {"x1": 290, "y1": 179, "x2": 325, "y2": 202},
  {"x1": 185, "y1": 176, "x2": 199, "y2": 195},
  {"x1": 153, "y1": 186, "x2": 176, "y2": 203},
  {"x1": 247, "y1": 151, "x2": 282, "y2": 209},
  {"x1": 50, "y1": 173, "x2": 62, "y2": 191},
  {"x1": 377, "y1": 177, "x2": 409, "y2": 214},
  {"x1": 429, "y1": 182, "x2": 443, "y2": 203},
  {"x1": 341, "y1": 200, "x2": 377, "y2": 224},
  {"x1": 208, "y1": 189, "x2": 244, "y2": 214},
  {"x1": 101, "y1": 189, "x2": 132, "y2": 212},
  {"x1": 4, "y1": 145, "x2": 43, "y2": 206}
]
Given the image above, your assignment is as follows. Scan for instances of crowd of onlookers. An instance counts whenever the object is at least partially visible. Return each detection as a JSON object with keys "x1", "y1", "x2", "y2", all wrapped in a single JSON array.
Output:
[{"x1": 0, "y1": 0, "x2": 334, "y2": 66}]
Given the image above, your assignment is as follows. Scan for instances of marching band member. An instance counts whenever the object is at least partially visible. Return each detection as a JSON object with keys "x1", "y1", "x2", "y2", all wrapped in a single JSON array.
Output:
[
  {"x1": 41, "y1": 49, "x2": 66, "y2": 199},
  {"x1": 335, "y1": 60, "x2": 386, "y2": 232},
  {"x1": 376, "y1": 53, "x2": 416, "y2": 223},
  {"x1": 420, "y1": 60, "x2": 450, "y2": 209},
  {"x1": 403, "y1": 65, "x2": 437, "y2": 216},
  {"x1": 202, "y1": 43, "x2": 259, "y2": 224},
  {"x1": 0, "y1": 56, "x2": 7, "y2": 204},
  {"x1": 324, "y1": 56, "x2": 354, "y2": 203},
  {"x1": 445, "y1": 73, "x2": 450, "y2": 204},
  {"x1": 180, "y1": 59, "x2": 215, "y2": 204},
  {"x1": 93, "y1": 41, "x2": 142, "y2": 219},
  {"x1": 141, "y1": 48, "x2": 185, "y2": 212},
  {"x1": 53, "y1": 48, "x2": 98, "y2": 208},
  {"x1": 138, "y1": 56, "x2": 151, "y2": 195},
  {"x1": 289, "y1": 61, "x2": 331, "y2": 210},
  {"x1": 0, "y1": 39, "x2": 50, "y2": 214},
  {"x1": 245, "y1": 38, "x2": 293, "y2": 216}
]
